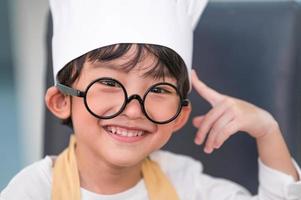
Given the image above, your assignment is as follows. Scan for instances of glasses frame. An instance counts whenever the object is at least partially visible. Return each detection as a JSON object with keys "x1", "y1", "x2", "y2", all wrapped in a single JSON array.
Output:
[{"x1": 56, "y1": 77, "x2": 189, "y2": 124}]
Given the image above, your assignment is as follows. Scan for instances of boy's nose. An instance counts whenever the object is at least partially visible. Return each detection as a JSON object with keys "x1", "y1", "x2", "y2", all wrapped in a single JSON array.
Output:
[{"x1": 121, "y1": 97, "x2": 145, "y2": 120}]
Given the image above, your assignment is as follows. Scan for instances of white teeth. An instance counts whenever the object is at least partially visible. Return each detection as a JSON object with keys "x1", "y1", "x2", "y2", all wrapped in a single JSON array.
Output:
[
  {"x1": 121, "y1": 130, "x2": 127, "y2": 136},
  {"x1": 112, "y1": 127, "x2": 116, "y2": 134},
  {"x1": 106, "y1": 126, "x2": 145, "y2": 137},
  {"x1": 137, "y1": 131, "x2": 143, "y2": 136}
]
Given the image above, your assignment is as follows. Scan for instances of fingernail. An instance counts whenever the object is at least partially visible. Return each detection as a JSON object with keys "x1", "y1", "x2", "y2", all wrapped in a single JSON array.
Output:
[
  {"x1": 191, "y1": 70, "x2": 196, "y2": 76},
  {"x1": 194, "y1": 138, "x2": 201, "y2": 145},
  {"x1": 204, "y1": 147, "x2": 213, "y2": 154}
]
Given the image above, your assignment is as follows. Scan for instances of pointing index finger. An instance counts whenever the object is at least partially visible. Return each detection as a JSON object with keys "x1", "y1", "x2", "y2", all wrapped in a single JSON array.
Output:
[{"x1": 191, "y1": 69, "x2": 224, "y2": 106}]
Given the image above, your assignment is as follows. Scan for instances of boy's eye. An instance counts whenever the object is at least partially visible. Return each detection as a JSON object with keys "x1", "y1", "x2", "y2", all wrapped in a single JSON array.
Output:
[
  {"x1": 150, "y1": 86, "x2": 172, "y2": 94},
  {"x1": 99, "y1": 80, "x2": 120, "y2": 87}
]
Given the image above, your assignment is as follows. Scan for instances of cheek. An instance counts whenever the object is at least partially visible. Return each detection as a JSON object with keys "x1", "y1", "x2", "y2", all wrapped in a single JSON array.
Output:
[
  {"x1": 151, "y1": 124, "x2": 176, "y2": 148},
  {"x1": 71, "y1": 97, "x2": 99, "y2": 131}
]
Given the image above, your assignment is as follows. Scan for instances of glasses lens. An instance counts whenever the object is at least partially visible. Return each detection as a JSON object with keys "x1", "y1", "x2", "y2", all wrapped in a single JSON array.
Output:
[
  {"x1": 144, "y1": 83, "x2": 181, "y2": 123},
  {"x1": 85, "y1": 79, "x2": 125, "y2": 118}
]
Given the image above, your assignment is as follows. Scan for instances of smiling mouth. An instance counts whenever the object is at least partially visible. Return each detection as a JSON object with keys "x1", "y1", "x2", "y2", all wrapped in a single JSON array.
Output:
[{"x1": 103, "y1": 125, "x2": 148, "y2": 138}]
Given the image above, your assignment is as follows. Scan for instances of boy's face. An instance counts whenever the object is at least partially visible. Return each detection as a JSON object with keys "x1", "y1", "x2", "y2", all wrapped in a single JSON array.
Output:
[{"x1": 49, "y1": 46, "x2": 191, "y2": 168}]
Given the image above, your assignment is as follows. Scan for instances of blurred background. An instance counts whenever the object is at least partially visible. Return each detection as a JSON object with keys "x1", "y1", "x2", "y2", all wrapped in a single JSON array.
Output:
[
  {"x1": 0, "y1": 0, "x2": 48, "y2": 190},
  {"x1": 1, "y1": 0, "x2": 301, "y2": 192}
]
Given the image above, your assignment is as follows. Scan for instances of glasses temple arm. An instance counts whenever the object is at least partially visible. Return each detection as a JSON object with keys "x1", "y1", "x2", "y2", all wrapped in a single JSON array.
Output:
[
  {"x1": 182, "y1": 99, "x2": 189, "y2": 106},
  {"x1": 56, "y1": 83, "x2": 85, "y2": 97}
]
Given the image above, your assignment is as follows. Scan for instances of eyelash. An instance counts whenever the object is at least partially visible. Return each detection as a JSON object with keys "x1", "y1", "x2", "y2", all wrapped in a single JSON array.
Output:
[
  {"x1": 150, "y1": 87, "x2": 171, "y2": 94},
  {"x1": 100, "y1": 80, "x2": 120, "y2": 87}
]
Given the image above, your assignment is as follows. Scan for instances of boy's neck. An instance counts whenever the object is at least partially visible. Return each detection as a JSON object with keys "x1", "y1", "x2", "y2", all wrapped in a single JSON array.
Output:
[{"x1": 75, "y1": 144, "x2": 143, "y2": 195}]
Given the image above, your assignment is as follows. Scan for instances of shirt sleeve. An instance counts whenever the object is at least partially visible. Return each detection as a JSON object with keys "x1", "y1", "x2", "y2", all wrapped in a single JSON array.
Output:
[
  {"x1": 195, "y1": 158, "x2": 301, "y2": 200},
  {"x1": 257, "y1": 158, "x2": 301, "y2": 199},
  {"x1": 0, "y1": 157, "x2": 53, "y2": 200}
]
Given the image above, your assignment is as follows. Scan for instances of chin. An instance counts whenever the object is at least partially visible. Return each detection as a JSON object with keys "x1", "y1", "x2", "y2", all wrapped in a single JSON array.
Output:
[{"x1": 103, "y1": 149, "x2": 148, "y2": 168}]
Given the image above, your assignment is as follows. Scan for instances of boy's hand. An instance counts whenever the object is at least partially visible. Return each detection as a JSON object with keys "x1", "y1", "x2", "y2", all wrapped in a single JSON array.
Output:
[
  {"x1": 191, "y1": 70, "x2": 278, "y2": 154},
  {"x1": 191, "y1": 70, "x2": 299, "y2": 181}
]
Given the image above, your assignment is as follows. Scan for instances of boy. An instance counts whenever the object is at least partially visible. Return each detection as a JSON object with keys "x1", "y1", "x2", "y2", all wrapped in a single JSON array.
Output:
[{"x1": 1, "y1": 0, "x2": 301, "y2": 199}]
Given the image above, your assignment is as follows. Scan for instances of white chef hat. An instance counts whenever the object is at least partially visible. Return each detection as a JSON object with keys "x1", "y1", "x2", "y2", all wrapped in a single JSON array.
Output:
[{"x1": 50, "y1": 0, "x2": 208, "y2": 85}]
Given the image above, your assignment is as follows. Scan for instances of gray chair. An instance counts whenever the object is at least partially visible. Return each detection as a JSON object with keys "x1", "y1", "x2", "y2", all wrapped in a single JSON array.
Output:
[{"x1": 44, "y1": 1, "x2": 301, "y2": 194}]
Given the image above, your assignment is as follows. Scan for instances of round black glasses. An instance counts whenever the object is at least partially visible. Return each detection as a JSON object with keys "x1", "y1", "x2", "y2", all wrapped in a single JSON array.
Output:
[{"x1": 56, "y1": 77, "x2": 189, "y2": 124}]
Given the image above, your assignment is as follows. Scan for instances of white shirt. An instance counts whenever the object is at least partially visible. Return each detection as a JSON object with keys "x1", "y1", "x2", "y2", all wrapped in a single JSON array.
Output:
[{"x1": 1, "y1": 150, "x2": 301, "y2": 200}]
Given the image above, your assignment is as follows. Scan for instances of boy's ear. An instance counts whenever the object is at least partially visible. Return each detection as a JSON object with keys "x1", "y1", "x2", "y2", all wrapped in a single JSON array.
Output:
[
  {"x1": 45, "y1": 86, "x2": 71, "y2": 119},
  {"x1": 172, "y1": 101, "x2": 192, "y2": 132}
]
